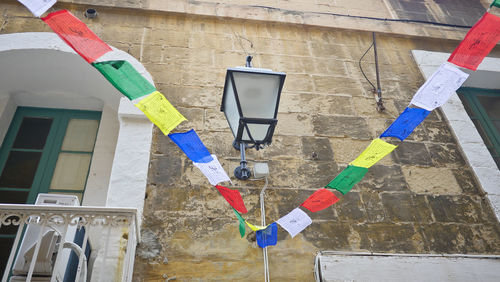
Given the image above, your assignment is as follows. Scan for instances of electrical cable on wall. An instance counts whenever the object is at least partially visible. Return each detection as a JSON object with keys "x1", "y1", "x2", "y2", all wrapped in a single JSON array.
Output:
[
  {"x1": 358, "y1": 42, "x2": 376, "y2": 93},
  {"x1": 250, "y1": 5, "x2": 474, "y2": 28},
  {"x1": 358, "y1": 33, "x2": 385, "y2": 111}
]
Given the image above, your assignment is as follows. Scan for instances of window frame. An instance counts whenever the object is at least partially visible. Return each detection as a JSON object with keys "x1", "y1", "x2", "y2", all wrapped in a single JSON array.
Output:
[
  {"x1": 457, "y1": 87, "x2": 500, "y2": 168},
  {"x1": 0, "y1": 107, "x2": 101, "y2": 205}
]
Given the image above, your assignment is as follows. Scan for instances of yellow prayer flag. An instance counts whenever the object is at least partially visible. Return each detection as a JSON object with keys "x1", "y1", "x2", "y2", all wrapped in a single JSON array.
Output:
[
  {"x1": 350, "y1": 138, "x2": 397, "y2": 168},
  {"x1": 135, "y1": 91, "x2": 186, "y2": 135},
  {"x1": 245, "y1": 221, "x2": 268, "y2": 231}
]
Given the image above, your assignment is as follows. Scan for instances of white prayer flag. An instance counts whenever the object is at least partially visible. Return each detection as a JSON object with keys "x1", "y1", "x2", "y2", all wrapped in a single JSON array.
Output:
[
  {"x1": 18, "y1": 0, "x2": 57, "y2": 17},
  {"x1": 410, "y1": 63, "x2": 469, "y2": 111},
  {"x1": 193, "y1": 155, "x2": 230, "y2": 186},
  {"x1": 276, "y1": 208, "x2": 312, "y2": 238}
]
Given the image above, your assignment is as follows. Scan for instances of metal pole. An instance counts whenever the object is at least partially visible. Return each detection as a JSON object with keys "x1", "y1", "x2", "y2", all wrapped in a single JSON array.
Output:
[
  {"x1": 239, "y1": 142, "x2": 249, "y2": 178},
  {"x1": 234, "y1": 142, "x2": 251, "y2": 180},
  {"x1": 372, "y1": 32, "x2": 385, "y2": 111},
  {"x1": 260, "y1": 177, "x2": 270, "y2": 282}
]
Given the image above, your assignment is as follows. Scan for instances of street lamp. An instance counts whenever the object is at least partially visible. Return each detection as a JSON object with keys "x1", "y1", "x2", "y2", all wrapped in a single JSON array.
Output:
[{"x1": 220, "y1": 56, "x2": 286, "y2": 180}]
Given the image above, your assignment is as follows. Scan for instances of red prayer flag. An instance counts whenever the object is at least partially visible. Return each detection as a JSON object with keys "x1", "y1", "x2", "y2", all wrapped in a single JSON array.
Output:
[
  {"x1": 448, "y1": 12, "x2": 500, "y2": 71},
  {"x1": 42, "y1": 10, "x2": 112, "y2": 63},
  {"x1": 215, "y1": 185, "x2": 248, "y2": 214},
  {"x1": 301, "y1": 188, "x2": 339, "y2": 213}
]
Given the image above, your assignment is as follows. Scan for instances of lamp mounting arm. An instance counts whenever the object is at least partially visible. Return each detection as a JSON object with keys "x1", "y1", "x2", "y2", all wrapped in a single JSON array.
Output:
[{"x1": 234, "y1": 141, "x2": 251, "y2": 180}]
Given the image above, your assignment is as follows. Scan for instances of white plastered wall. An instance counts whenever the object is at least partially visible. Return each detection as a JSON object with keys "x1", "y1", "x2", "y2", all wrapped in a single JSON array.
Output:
[
  {"x1": 0, "y1": 32, "x2": 153, "y2": 217},
  {"x1": 412, "y1": 50, "x2": 500, "y2": 222},
  {"x1": 0, "y1": 32, "x2": 156, "y2": 281}
]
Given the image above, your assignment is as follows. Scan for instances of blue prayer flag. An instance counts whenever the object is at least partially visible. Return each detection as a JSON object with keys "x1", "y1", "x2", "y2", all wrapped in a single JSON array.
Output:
[
  {"x1": 380, "y1": 107, "x2": 430, "y2": 141},
  {"x1": 168, "y1": 129, "x2": 213, "y2": 163},
  {"x1": 256, "y1": 222, "x2": 278, "y2": 248}
]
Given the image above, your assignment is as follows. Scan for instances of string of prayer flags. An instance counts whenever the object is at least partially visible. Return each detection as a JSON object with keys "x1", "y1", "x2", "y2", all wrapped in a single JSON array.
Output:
[
  {"x1": 168, "y1": 130, "x2": 213, "y2": 163},
  {"x1": 256, "y1": 223, "x2": 278, "y2": 248},
  {"x1": 326, "y1": 165, "x2": 368, "y2": 194},
  {"x1": 135, "y1": 91, "x2": 186, "y2": 135},
  {"x1": 246, "y1": 221, "x2": 268, "y2": 232},
  {"x1": 215, "y1": 185, "x2": 248, "y2": 214},
  {"x1": 17, "y1": 0, "x2": 56, "y2": 17},
  {"x1": 277, "y1": 208, "x2": 312, "y2": 238},
  {"x1": 448, "y1": 12, "x2": 500, "y2": 71},
  {"x1": 350, "y1": 138, "x2": 397, "y2": 168},
  {"x1": 410, "y1": 63, "x2": 469, "y2": 111},
  {"x1": 491, "y1": 0, "x2": 500, "y2": 8},
  {"x1": 233, "y1": 209, "x2": 246, "y2": 238},
  {"x1": 300, "y1": 188, "x2": 339, "y2": 213},
  {"x1": 42, "y1": 10, "x2": 112, "y2": 63},
  {"x1": 193, "y1": 155, "x2": 231, "y2": 186},
  {"x1": 93, "y1": 60, "x2": 157, "y2": 100},
  {"x1": 380, "y1": 107, "x2": 430, "y2": 141}
]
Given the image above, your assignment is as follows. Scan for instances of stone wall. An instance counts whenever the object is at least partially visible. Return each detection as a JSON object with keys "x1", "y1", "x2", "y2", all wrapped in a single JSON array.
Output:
[{"x1": 1, "y1": 0, "x2": 500, "y2": 281}]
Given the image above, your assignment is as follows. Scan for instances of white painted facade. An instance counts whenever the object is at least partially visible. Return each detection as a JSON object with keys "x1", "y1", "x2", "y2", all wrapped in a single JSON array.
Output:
[
  {"x1": 412, "y1": 50, "x2": 500, "y2": 222},
  {"x1": 0, "y1": 32, "x2": 155, "y2": 281},
  {"x1": 0, "y1": 32, "x2": 153, "y2": 218}
]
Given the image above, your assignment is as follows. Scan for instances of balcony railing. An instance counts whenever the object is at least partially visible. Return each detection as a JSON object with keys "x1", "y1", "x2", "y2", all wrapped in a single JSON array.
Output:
[{"x1": 0, "y1": 204, "x2": 140, "y2": 282}]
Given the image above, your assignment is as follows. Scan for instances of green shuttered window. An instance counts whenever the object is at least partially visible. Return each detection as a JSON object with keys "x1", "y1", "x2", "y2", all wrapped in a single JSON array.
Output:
[
  {"x1": 0, "y1": 107, "x2": 101, "y2": 275},
  {"x1": 457, "y1": 88, "x2": 500, "y2": 169}
]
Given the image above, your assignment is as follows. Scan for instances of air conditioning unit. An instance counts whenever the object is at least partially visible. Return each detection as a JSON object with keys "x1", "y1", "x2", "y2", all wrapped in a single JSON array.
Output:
[{"x1": 9, "y1": 194, "x2": 89, "y2": 282}]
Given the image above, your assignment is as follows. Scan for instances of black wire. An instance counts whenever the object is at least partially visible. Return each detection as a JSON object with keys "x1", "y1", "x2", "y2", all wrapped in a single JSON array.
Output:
[
  {"x1": 358, "y1": 42, "x2": 376, "y2": 93},
  {"x1": 250, "y1": 5, "x2": 474, "y2": 29}
]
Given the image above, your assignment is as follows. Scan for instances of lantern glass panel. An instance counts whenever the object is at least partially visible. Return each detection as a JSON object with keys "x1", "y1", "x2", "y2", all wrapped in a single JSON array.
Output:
[
  {"x1": 241, "y1": 124, "x2": 270, "y2": 142},
  {"x1": 223, "y1": 75, "x2": 240, "y2": 138},
  {"x1": 233, "y1": 71, "x2": 280, "y2": 119}
]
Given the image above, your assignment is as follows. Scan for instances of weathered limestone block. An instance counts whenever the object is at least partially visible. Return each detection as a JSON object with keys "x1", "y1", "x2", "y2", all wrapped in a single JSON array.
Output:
[
  {"x1": 149, "y1": 155, "x2": 183, "y2": 186},
  {"x1": 451, "y1": 168, "x2": 482, "y2": 195},
  {"x1": 313, "y1": 115, "x2": 371, "y2": 139},
  {"x1": 422, "y1": 120, "x2": 456, "y2": 144},
  {"x1": 158, "y1": 85, "x2": 221, "y2": 108},
  {"x1": 359, "y1": 191, "x2": 388, "y2": 223},
  {"x1": 274, "y1": 113, "x2": 314, "y2": 136},
  {"x1": 427, "y1": 195, "x2": 483, "y2": 223},
  {"x1": 282, "y1": 73, "x2": 314, "y2": 92},
  {"x1": 309, "y1": 42, "x2": 349, "y2": 59},
  {"x1": 280, "y1": 93, "x2": 354, "y2": 115},
  {"x1": 402, "y1": 167, "x2": 461, "y2": 195},
  {"x1": 329, "y1": 138, "x2": 374, "y2": 164},
  {"x1": 257, "y1": 135, "x2": 303, "y2": 160},
  {"x1": 357, "y1": 165, "x2": 409, "y2": 192},
  {"x1": 427, "y1": 143, "x2": 466, "y2": 168},
  {"x1": 381, "y1": 192, "x2": 433, "y2": 223},
  {"x1": 267, "y1": 158, "x2": 338, "y2": 188},
  {"x1": 333, "y1": 192, "x2": 367, "y2": 222},
  {"x1": 353, "y1": 223, "x2": 425, "y2": 253},
  {"x1": 313, "y1": 75, "x2": 364, "y2": 95},
  {"x1": 301, "y1": 136, "x2": 334, "y2": 161},
  {"x1": 393, "y1": 142, "x2": 432, "y2": 166},
  {"x1": 302, "y1": 221, "x2": 354, "y2": 250}
]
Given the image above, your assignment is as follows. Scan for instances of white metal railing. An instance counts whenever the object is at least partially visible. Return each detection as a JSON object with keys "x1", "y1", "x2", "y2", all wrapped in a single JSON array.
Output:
[{"x1": 0, "y1": 204, "x2": 140, "y2": 282}]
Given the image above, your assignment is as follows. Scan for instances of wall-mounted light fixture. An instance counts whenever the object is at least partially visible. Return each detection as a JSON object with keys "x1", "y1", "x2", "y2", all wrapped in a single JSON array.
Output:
[{"x1": 221, "y1": 56, "x2": 286, "y2": 180}]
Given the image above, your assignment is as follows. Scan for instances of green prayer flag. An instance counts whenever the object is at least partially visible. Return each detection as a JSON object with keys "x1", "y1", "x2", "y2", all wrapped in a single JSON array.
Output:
[
  {"x1": 325, "y1": 165, "x2": 368, "y2": 194},
  {"x1": 93, "y1": 60, "x2": 156, "y2": 100},
  {"x1": 491, "y1": 0, "x2": 500, "y2": 8},
  {"x1": 233, "y1": 208, "x2": 246, "y2": 238}
]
